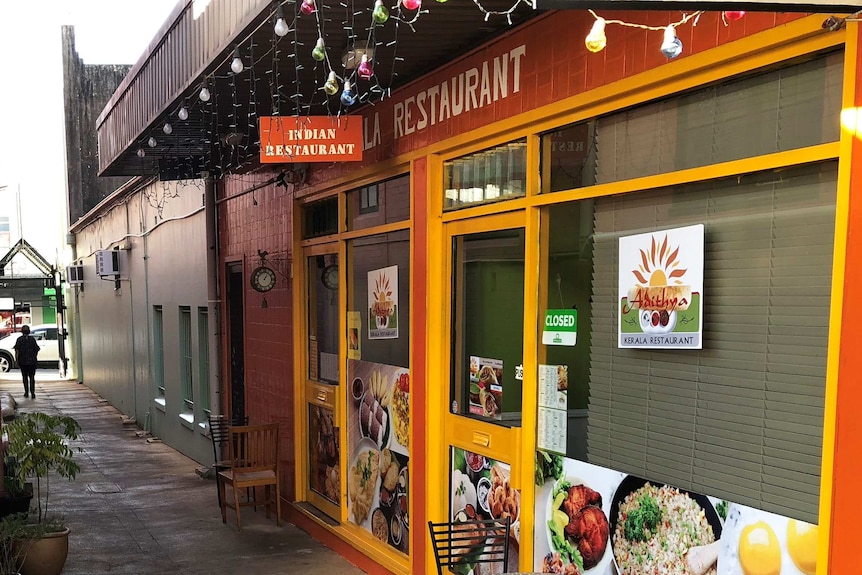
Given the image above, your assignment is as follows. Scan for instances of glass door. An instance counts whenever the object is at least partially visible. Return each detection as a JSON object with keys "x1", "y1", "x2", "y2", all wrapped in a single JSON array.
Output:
[
  {"x1": 441, "y1": 211, "x2": 528, "y2": 574},
  {"x1": 304, "y1": 246, "x2": 342, "y2": 520}
]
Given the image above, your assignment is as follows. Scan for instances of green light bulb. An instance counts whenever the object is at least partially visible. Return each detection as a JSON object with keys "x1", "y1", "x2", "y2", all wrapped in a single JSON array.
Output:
[
  {"x1": 312, "y1": 37, "x2": 326, "y2": 62},
  {"x1": 372, "y1": 0, "x2": 389, "y2": 24}
]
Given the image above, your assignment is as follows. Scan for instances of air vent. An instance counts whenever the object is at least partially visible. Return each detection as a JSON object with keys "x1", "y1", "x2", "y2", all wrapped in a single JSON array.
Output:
[
  {"x1": 66, "y1": 265, "x2": 84, "y2": 285},
  {"x1": 95, "y1": 250, "x2": 120, "y2": 276}
]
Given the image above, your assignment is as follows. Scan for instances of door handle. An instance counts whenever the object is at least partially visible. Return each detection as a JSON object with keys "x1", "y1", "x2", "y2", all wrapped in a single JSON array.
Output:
[{"x1": 472, "y1": 431, "x2": 490, "y2": 447}]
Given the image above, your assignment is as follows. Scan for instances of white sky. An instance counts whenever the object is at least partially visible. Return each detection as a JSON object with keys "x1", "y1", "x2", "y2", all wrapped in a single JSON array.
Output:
[{"x1": 0, "y1": 0, "x2": 178, "y2": 267}]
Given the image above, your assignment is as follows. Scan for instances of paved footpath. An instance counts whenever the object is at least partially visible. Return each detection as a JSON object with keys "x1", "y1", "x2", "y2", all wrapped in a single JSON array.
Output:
[{"x1": 0, "y1": 373, "x2": 365, "y2": 575}]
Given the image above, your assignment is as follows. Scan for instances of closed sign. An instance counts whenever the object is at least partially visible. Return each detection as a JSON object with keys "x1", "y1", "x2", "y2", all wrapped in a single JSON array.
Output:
[{"x1": 542, "y1": 309, "x2": 577, "y2": 346}]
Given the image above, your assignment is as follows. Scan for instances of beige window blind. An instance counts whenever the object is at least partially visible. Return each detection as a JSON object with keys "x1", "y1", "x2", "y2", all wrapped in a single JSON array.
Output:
[{"x1": 586, "y1": 161, "x2": 837, "y2": 524}]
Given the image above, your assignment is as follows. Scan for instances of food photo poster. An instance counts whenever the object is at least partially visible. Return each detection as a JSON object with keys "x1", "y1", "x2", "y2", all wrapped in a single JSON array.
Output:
[
  {"x1": 450, "y1": 447, "x2": 520, "y2": 574},
  {"x1": 469, "y1": 356, "x2": 503, "y2": 420},
  {"x1": 346, "y1": 359, "x2": 410, "y2": 553},
  {"x1": 533, "y1": 454, "x2": 819, "y2": 575}
]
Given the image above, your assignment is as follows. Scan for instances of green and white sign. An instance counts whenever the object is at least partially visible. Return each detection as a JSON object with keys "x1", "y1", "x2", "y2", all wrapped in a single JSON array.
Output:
[{"x1": 542, "y1": 309, "x2": 577, "y2": 346}]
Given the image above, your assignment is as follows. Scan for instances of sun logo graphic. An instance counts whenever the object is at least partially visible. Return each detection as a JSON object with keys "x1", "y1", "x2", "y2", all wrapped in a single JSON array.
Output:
[{"x1": 623, "y1": 234, "x2": 694, "y2": 335}]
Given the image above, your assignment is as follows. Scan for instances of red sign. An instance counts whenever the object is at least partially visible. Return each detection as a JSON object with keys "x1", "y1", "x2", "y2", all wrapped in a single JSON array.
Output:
[{"x1": 259, "y1": 116, "x2": 363, "y2": 163}]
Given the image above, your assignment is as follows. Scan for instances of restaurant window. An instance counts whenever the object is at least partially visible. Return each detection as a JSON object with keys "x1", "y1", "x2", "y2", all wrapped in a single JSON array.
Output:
[
  {"x1": 541, "y1": 51, "x2": 842, "y2": 193},
  {"x1": 543, "y1": 160, "x2": 836, "y2": 525},
  {"x1": 347, "y1": 174, "x2": 410, "y2": 231},
  {"x1": 451, "y1": 228, "x2": 525, "y2": 426},
  {"x1": 345, "y1": 230, "x2": 410, "y2": 554},
  {"x1": 444, "y1": 139, "x2": 527, "y2": 210},
  {"x1": 308, "y1": 254, "x2": 339, "y2": 384},
  {"x1": 302, "y1": 197, "x2": 338, "y2": 239}
]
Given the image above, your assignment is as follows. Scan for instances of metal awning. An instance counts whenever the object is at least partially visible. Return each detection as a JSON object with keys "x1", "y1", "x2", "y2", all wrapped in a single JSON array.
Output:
[{"x1": 97, "y1": 0, "x2": 539, "y2": 180}]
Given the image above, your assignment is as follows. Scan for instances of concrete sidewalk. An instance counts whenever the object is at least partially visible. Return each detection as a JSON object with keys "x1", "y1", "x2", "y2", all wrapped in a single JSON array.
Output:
[{"x1": 0, "y1": 374, "x2": 365, "y2": 575}]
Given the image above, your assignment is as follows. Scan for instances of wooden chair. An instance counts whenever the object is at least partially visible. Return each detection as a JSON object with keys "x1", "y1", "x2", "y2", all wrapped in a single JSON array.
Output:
[
  {"x1": 218, "y1": 422, "x2": 281, "y2": 530},
  {"x1": 428, "y1": 517, "x2": 510, "y2": 575},
  {"x1": 207, "y1": 413, "x2": 249, "y2": 510}
]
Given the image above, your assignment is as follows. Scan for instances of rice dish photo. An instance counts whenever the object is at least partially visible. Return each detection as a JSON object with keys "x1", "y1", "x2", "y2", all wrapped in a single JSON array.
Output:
[{"x1": 613, "y1": 483, "x2": 716, "y2": 575}]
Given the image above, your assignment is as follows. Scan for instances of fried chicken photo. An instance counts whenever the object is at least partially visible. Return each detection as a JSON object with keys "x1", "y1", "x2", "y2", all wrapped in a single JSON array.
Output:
[
  {"x1": 563, "y1": 484, "x2": 602, "y2": 534},
  {"x1": 567, "y1": 504, "x2": 610, "y2": 569}
]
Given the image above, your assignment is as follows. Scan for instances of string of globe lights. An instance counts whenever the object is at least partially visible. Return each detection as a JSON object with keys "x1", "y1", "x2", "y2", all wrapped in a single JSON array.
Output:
[
  {"x1": 583, "y1": 9, "x2": 748, "y2": 59},
  {"x1": 131, "y1": 0, "x2": 537, "y2": 178}
]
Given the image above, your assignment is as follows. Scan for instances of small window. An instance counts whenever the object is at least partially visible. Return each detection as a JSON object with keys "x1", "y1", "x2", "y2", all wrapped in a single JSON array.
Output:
[
  {"x1": 153, "y1": 306, "x2": 165, "y2": 396},
  {"x1": 359, "y1": 185, "x2": 379, "y2": 214},
  {"x1": 198, "y1": 307, "x2": 210, "y2": 414},
  {"x1": 302, "y1": 198, "x2": 338, "y2": 239},
  {"x1": 179, "y1": 306, "x2": 193, "y2": 411},
  {"x1": 443, "y1": 139, "x2": 527, "y2": 211},
  {"x1": 347, "y1": 174, "x2": 410, "y2": 231}
]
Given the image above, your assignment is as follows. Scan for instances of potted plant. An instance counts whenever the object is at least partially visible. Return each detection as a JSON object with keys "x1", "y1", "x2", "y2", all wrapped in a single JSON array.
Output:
[
  {"x1": 3, "y1": 413, "x2": 81, "y2": 575},
  {"x1": 0, "y1": 514, "x2": 49, "y2": 575}
]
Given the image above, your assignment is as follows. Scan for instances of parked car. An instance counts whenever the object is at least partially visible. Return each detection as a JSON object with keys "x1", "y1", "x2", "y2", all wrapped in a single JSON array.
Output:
[{"x1": 0, "y1": 324, "x2": 60, "y2": 372}]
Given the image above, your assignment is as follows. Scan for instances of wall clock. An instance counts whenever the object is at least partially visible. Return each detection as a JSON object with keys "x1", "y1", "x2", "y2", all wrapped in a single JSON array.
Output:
[
  {"x1": 322, "y1": 264, "x2": 339, "y2": 290},
  {"x1": 250, "y1": 266, "x2": 276, "y2": 293}
]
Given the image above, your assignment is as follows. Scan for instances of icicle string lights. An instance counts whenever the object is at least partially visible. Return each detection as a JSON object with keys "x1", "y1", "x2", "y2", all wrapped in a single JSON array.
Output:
[{"x1": 137, "y1": 0, "x2": 547, "y2": 177}]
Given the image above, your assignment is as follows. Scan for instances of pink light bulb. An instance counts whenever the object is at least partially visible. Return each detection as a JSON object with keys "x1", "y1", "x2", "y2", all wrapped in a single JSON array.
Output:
[
  {"x1": 357, "y1": 55, "x2": 374, "y2": 80},
  {"x1": 300, "y1": 0, "x2": 316, "y2": 15},
  {"x1": 401, "y1": 0, "x2": 422, "y2": 10},
  {"x1": 723, "y1": 10, "x2": 745, "y2": 21}
]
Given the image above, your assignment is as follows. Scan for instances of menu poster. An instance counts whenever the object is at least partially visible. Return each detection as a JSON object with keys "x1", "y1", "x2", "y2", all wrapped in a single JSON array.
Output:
[
  {"x1": 532, "y1": 455, "x2": 819, "y2": 575},
  {"x1": 346, "y1": 359, "x2": 410, "y2": 553},
  {"x1": 537, "y1": 365, "x2": 568, "y2": 454},
  {"x1": 451, "y1": 447, "x2": 520, "y2": 574},
  {"x1": 469, "y1": 356, "x2": 503, "y2": 420},
  {"x1": 347, "y1": 311, "x2": 361, "y2": 360},
  {"x1": 368, "y1": 265, "x2": 399, "y2": 340}
]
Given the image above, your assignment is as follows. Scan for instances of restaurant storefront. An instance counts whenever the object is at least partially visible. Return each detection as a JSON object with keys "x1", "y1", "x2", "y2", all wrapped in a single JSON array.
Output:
[
  {"x1": 265, "y1": 10, "x2": 853, "y2": 575},
  {"x1": 93, "y1": 2, "x2": 862, "y2": 573}
]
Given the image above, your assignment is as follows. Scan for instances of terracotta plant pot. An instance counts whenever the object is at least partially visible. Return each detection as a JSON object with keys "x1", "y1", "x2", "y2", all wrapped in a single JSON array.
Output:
[{"x1": 18, "y1": 528, "x2": 69, "y2": 575}]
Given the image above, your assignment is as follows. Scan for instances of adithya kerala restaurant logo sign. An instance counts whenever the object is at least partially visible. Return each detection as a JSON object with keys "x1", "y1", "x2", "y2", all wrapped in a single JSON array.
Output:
[{"x1": 618, "y1": 224, "x2": 704, "y2": 349}]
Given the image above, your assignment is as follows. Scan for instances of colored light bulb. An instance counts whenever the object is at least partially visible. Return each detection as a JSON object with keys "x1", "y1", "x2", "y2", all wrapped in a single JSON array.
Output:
[
  {"x1": 300, "y1": 0, "x2": 316, "y2": 15},
  {"x1": 148, "y1": 136, "x2": 157, "y2": 148},
  {"x1": 340, "y1": 80, "x2": 357, "y2": 106},
  {"x1": 136, "y1": 148, "x2": 146, "y2": 158},
  {"x1": 660, "y1": 25, "x2": 683, "y2": 59},
  {"x1": 312, "y1": 37, "x2": 326, "y2": 62},
  {"x1": 401, "y1": 0, "x2": 421, "y2": 10},
  {"x1": 162, "y1": 123, "x2": 173, "y2": 135},
  {"x1": 199, "y1": 86, "x2": 211, "y2": 102},
  {"x1": 372, "y1": 0, "x2": 390, "y2": 24},
  {"x1": 357, "y1": 54, "x2": 373, "y2": 80},
  {"x1": 323, "y1": 71, "x2": 339, "y2": 96},
  {"x1": 585, "y1": 18, "x2": 607, "y2": 53},
  {"x1": 177, "y1": 106, "x2": 189, "y2": 121},
  {"x1": 723, "y1": 10, "x2": 746, "y2": 21}
]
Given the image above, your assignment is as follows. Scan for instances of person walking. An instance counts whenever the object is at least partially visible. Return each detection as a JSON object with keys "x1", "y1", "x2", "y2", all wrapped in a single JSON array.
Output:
[{"x1": 13, "y1": 325, "x2": 39, "y2": 398}]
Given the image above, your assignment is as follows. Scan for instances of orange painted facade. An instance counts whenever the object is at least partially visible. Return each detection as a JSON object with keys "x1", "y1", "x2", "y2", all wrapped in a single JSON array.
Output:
[{"x1": 216, "y1": 9, "x2": 856, "y2": 575}]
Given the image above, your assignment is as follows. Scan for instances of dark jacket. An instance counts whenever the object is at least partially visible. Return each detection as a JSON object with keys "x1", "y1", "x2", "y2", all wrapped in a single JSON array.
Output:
[{"x1": 13, "y1": 335, "x2": 39, "y2": 367}]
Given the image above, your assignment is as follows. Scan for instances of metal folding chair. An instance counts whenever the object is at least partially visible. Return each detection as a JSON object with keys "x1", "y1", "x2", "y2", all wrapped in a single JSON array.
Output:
[{"x1": 428, "y1": 516, "x2": 510, "y2": 575}]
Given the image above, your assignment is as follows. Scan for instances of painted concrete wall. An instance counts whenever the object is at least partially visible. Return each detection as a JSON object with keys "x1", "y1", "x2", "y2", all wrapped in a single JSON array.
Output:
[{"x1": 73, "y1": 180, "x2": 213, "y2": 464}]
